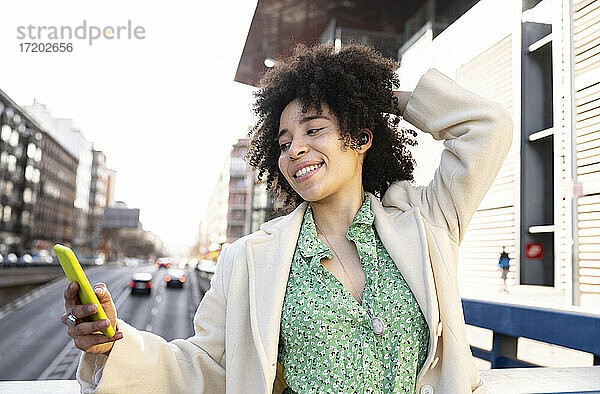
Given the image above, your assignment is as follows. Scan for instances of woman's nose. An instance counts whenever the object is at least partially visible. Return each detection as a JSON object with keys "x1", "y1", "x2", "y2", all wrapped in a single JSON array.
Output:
[{"x1": 288, "y1": 138, "x2": 308, "y2": 158}]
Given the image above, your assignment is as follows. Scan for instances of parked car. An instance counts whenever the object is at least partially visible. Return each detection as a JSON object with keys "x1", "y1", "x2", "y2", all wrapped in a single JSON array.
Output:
[
  {"x1": 6, "y1": 253, "x2": 18, "y2": 264},
  {"x1": 196, "y1": 259, "x2": 216, "y2": 274},
  {"x1": 29, "y1": 250, "x2": 55, "y2": 264},
  {"x1": 164, "y1": 269, "x2": 186, "y2": 288},
  {"x1": 129, "y1": 273, "x2": 153, "y2": 295},
  {"x1": 17, "y1": 253, "x2": 33, "y2": 264},
  {"x1": 0, "y1": 253, "x2": 18, "y2": 267}
]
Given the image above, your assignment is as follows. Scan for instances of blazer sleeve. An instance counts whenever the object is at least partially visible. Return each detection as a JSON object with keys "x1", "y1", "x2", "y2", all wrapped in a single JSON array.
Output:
[
  {"x1": 382, "y1": 68, "x2": 513, "y2": 244},
  {"x1": 76, "y1": 246, "x2": 232, "y2": 393}
]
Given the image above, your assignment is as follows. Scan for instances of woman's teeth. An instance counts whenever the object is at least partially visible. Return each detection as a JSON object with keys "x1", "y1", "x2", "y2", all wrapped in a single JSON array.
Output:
[{"x1": 295, "y1": 163, "x2": 322, "y2": 178}]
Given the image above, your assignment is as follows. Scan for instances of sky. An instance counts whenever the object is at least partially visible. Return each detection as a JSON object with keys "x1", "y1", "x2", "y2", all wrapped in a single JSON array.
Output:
[{"x1": 0, "y1": 0, "x2": 259, "y2": 255}]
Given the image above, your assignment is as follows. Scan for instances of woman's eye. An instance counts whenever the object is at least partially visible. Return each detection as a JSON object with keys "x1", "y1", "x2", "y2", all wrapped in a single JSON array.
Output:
[
  {"x1": 307, "y1": 127, "x2": 325, "y2": 135},
  {"x1": 279, "y1": 142, "x2": 291, "y2": 151}
]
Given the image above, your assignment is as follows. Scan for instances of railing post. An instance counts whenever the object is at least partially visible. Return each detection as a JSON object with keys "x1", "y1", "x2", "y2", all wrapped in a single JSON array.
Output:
[{"x1": 491, "y1": 332, "x2": 518, "y2": 368}]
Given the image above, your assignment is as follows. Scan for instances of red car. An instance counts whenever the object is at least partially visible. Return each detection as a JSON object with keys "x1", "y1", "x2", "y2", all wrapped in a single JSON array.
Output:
[{"x1": 157, "y1": 260, "x2": 171, "y2": 269}]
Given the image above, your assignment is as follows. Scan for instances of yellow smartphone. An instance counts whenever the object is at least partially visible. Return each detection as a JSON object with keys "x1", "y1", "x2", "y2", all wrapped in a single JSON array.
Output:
[{"x1": 53, "y1": 244, "x2": 116, "y2": 337}]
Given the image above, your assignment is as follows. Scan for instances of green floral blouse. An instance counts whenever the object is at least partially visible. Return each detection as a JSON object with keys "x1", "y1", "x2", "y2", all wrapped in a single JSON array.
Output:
[{"x1": 278, "y1": 195, "x2": 430, "y2": 393}]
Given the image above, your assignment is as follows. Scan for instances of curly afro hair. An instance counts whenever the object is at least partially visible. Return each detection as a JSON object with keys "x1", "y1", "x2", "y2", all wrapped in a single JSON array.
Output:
[{"x1": 245, "y1": 42, "x2": 418, "y2": 210}]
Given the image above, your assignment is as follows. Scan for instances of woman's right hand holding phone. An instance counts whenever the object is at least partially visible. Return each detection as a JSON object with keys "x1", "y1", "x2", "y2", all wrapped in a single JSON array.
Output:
[{"x1": 61, "y1": 282, "x2": 123, "y2": 355}]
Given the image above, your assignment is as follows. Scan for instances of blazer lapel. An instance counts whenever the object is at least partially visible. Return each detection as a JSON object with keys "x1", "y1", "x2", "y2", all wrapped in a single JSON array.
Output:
[
  {"x1": 368, "y1": 193, "x2": 439, "y2": 332},
  {"x1": 246, "y1": 202, "x2": 308, "y2": 390}
]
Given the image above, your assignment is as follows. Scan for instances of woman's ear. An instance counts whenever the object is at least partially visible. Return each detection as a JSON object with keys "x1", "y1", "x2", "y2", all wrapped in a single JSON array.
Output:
[{"x1": 358, "y1": 129, "x2": 373, "y2": 152}]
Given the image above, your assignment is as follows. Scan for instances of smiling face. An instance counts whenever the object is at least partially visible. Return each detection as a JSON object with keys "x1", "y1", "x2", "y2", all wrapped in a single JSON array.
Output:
[{"x1": 277, "y1": 99, "x2": 371, "y2": 203}]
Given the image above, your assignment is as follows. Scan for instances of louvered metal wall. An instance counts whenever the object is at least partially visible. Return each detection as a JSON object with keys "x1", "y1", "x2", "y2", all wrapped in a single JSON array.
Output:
[
  {"x1": 455, "y1": 35, "x2": 517, "y2": 286},
  {"x1": 554, "y1": 0, "x2": 575, "y2": 297},
  {"x1": 574, "y1": 0, "x2": 600, "y2": 296}
]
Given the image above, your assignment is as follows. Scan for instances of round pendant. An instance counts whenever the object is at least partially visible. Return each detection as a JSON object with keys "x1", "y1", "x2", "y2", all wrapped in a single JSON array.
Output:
[{"x1": 371, "y1": 316, "x2": 385, "y2": 336}]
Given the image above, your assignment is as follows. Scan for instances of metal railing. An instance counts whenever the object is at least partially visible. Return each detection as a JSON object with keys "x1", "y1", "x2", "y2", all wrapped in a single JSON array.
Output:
[
  {"x1": 1, "y1": 367, "x2": 600, "y2": 394},
  {"x1": 462, "y1": 298, "x2": 600, "y2": 368},
  {"x1": 2, "y1": 298, "x2": 599, "y2": 393}
]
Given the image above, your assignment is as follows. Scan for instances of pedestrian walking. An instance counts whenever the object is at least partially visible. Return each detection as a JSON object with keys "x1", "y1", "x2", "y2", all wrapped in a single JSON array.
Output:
[
  {"x1": 61, "y1": 43, "x2": 512, "y2": 393},
  {"x1": 498, "y1": 246, "x2": 511, "y2": 293}
]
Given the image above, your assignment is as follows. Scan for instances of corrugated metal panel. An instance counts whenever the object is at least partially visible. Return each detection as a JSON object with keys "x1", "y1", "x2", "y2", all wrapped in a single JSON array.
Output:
[
  {"x1": 577, "y1": 194, "x2": 600, "y2": 293},
  {"x1": 574, "y1": 0, "x2": 600, "y2": 295},
  {"x1": 455, "y1": 35, "x2": 516, "y2": 286},
  {"x1": 573, "y1": 0, "x2": 600, "y2": 76}
]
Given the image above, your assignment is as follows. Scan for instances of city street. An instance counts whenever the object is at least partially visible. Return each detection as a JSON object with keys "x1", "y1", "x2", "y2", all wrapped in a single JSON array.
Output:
[{"x1": 0, "y1": 265, "x2": 212, "y2": 381}]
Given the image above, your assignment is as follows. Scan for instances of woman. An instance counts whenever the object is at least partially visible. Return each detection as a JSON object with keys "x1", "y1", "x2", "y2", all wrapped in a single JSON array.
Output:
[{"x1": 62, "y1": 43, "x2": 512, "y2": 393}]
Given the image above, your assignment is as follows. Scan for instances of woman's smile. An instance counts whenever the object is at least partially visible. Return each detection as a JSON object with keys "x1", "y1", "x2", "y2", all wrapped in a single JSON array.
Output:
[{"x1": 292, "y1": 162, "x2": 324, "y2": 183}]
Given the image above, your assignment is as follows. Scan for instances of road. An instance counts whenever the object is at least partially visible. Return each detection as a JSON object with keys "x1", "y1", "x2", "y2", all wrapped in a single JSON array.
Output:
[{"x1": 0, "y1": 264, "x2": 213, "y2": 381}]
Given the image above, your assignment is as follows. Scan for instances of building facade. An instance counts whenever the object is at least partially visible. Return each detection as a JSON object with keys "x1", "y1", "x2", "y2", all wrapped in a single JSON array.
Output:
[
  {"x1": 88, "y1": 149, "x2": 108, "y2": 253},
  {"x1": 100, "y1": 203, "x2": 162, "y2": 259},
  {"x1": 31, "y1": 130, "x2": 78, "y2": 249},
  {"x1": 249, "y1": 181, "x2": 276, "y2": 233},
  {"x1": 236, "y1": 0, "x2": 600, "y2": 306},
  {"x1": 0, "y1": 90, "x2": 43, "y2": 254},
  {"x1": 199, "y1": 150, "x2": 231, "y2": 254},
  {"x1": 23, "y1": 100, "x2": 94, "y2": 255},
  {"x1": 226, "y1": 138, "x2": 252, "y2": 243}
]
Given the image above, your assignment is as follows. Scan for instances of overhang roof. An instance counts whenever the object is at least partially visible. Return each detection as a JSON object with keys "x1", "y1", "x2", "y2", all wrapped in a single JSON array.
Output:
[{"x1": 235, "y1": 0, "x2": 424, "y2": 86}]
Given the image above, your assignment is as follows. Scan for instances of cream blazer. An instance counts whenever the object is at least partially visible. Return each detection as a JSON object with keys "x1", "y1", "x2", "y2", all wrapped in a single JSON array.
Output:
[{"x1": 77, "y1": 68, "x2": 513, "y2": 394}]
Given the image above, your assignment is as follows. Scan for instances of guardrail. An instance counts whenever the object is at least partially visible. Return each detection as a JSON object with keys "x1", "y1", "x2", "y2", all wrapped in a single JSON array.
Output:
[
  {"x1": 462, "y1": 298, "x2": 600, "y2": 368},
  {"x1": 0, "y1": 266, "x2": 64, "y2": 287}
]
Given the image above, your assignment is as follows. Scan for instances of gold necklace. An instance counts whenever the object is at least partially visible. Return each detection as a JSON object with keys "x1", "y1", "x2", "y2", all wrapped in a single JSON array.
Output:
[{"x1": 314, "y1": 220, "x2": 386, "y2": 336}]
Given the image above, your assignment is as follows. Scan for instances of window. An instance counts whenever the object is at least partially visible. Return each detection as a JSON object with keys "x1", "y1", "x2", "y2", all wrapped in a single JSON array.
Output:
[
  {"x1": 10, "y1": 130, "x2": 19, "y2": 147},
  {"x1": 228, "y1": 225, "x2": 244, "y2": 239},
  {"x1": 1, "y1": 124, "x2": 11, "y2": 142},
  {"x1": 21, "y1": 210, "x2": 30, "y2": 225},
  {"x1": 25, "y1": 165, "x2": 33, "y2": 181},
  {"x1": 230, "y1": 194, "x2": 246, "y2": 205},
  {"x1": 230, "y1": 209, "x2": 245, "y2": 220},
  {"x1": 7, "y1": 155, "x2": 16, "y2": 172},
  {"x1": 44, "y1": 182, "x2": 60, "y2": 199},
  {"x1": 4, "y1": 181, "x2": 13, "y2": 196},
  {"x1": 252, "y1": 184, "x2": 268, "y2": 208},
  {"x1": 23, "y1": 188, "x2": 32, "y2": 203},
  {"x1": 230, "y1": 178, "x2": 246, "y2": 189},
  {"x1": 3, "y1": 206, "x2": 11, "y2": 222},
  {"x1": 27, "y1": 143, "x2": 36, "y2": 159}
]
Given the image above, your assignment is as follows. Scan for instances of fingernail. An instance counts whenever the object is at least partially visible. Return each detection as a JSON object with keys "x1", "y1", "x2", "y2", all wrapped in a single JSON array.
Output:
[
  {"x1": 114, "y1": 332, "x2": 123, "y2": 340},
  {"x1": 87, "y1": 304, "x2": 97, "y2": 313},
  {"x1": 94, "y1": 287, "x2": 104, "y2": 295},
  {"x1": 99, "y1": 320, "x2": 109, "y2": 328},
  {"x1": 69, "y1": 282, "x2": 77, "y2": 289}
]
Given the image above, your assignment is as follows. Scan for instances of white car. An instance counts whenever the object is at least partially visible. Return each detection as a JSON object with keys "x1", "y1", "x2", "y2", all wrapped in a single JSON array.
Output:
[{"x1": 196, "y1": 259, "x2": 216, "y2": 273}]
